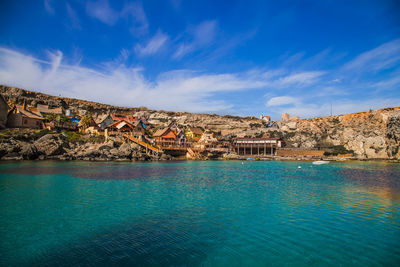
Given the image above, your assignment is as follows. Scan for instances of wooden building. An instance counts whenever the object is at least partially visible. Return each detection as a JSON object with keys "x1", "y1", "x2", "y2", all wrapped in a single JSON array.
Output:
[
  {"x1": 78, "y1": 116, "x2": 100, "y2": 135},
  {"x1": 196, "y1": 133, "x2": 218, "y2": 149},
  {"x1": 106, "y1": 120, "x2": 145, "y2": 137},
  {"x1": 153, "y1": 122, "x2": 187, "y2": 147},
  {"x1": 7, "y1": 104, "x2": 44, "y2": 129},
  {"x1": 233, "y1": 137, "x2": 282, "y2": 156},
  {"x1": 95, "y1": 113, "x2": 114, "y2": 130},
  {"x1": 185, "y1": 126, "x2": 204, "y2": 141},
  {"x1": 0, "y1": 94, "x2": 9, "y2": 129}
]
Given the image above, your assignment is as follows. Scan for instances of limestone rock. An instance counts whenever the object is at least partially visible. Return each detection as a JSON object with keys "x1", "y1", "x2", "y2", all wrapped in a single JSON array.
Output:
[
  {"x1": 34, "y1": 134, "x2": 67, "y2": 156},
  {"x1": 118, "y1": 143, "x2": 132, "y2": 158},
  {"x1": 20, "y1": 144, "x2": 38, "y2": 160}
]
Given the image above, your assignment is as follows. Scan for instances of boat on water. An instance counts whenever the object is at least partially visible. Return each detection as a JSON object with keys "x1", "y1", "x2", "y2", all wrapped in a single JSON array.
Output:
[
  {"x1": 246, "y1": 158, "x2": 255, "y2": 161},
  {"x1": 312, "y1": 160, "x2": 330, "y2": 165}
]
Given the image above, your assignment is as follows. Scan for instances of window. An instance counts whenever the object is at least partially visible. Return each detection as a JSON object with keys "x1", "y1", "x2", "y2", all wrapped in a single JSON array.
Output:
[{"x1": 23, "y1": 119, "x2": 27, "y2": 124}]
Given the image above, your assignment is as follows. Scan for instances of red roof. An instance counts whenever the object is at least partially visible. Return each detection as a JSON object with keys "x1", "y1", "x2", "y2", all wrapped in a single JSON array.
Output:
[
  {"x1": 111, "y1": 114, "x2": 136, "y2": 123},
  {"x1": 107, "y1": 120, "x2": 134, "y2": 129}
]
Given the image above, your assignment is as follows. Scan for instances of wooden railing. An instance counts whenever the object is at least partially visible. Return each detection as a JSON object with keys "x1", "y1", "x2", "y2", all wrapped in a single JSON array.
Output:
[{"x1": 123, "y1": 134, "x2": 163, "y2": 154}]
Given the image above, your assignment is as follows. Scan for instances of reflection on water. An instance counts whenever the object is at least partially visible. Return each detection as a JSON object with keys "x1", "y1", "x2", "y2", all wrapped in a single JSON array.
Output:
[
  {"x1": 0, "y1": 161, "x2": 399, "y2": 266},
  {"x1": 338, "y1": 165, "x2": 400, "y2": 200}
]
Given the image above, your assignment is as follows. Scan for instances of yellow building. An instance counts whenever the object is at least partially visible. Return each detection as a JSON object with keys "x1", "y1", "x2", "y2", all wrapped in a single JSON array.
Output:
[{"x1": 185, "y1": 127, "x2": 204, "y2": 142}]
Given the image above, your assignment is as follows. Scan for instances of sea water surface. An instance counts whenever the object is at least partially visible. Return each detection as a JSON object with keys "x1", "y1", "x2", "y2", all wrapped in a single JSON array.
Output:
[{"x1": 0, "y1": 160, "x2": 399, "y2": 266}]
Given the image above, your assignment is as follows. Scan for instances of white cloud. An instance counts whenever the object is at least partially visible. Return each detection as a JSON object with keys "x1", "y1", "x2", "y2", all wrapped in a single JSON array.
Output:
[
  {"x1": 173, "y1": 20, "x2": 217, "y2": 59},
  {"x1": 85, "y1": 0, "x2": 148, "y2": 35},
  {"x1": 0, "y1": 47, "x2": 267, "y2": 113},
  {"x1": 343, "y1": 39, "x2": 400, "y2": 72},
  {"x1": 86, "y1": 0, "x2": 119, "y2": 25},
  {"x1": 277, "y1": 71, "x2": 325, "y2": 87},
  {"x1": 279, "y1": 98, "x2": 400, "y2": 119},
  {"x1": 1, "y1": 38, "x2": 399, "y2": 117},
  {"x1": 121, "y1": 2, "x2": 149, "y2": 36},
  {"x1": 266, "y1": 96, "x2": 298, "y2": 107},
  {"x1": 135, "y1": 31, "x2": 168, "y2": 56}
]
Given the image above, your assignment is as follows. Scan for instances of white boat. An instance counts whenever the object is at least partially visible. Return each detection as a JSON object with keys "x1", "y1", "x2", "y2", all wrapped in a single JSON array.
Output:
[{"x1": 312, "y1": 160, "x2": 330, "y2": 165}]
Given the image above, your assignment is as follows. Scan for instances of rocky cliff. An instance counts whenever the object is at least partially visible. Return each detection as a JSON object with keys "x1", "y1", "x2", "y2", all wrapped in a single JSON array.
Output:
[
  {"x1": 278, "y1": 107, "x2": 400, "y2": 159},
  {"x1": 1, "y1": 85, "x2": 399, "y2": 159}
]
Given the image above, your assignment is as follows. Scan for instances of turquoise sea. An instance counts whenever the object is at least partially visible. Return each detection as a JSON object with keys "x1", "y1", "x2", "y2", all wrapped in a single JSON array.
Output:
[{"x1": 0, "y1": 160, "x2": 399, "y2": 266}]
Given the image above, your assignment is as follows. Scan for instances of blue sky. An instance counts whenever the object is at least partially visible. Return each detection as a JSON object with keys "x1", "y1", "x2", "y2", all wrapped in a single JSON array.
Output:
[{"x1": 0, "y1": 0, "x2": 399, "y2": 119}]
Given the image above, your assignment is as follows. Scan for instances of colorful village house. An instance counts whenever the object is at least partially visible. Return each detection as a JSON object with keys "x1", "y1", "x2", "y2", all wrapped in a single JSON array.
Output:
[
  {"x1": 196, "y1": 133, "x2": 218, "y2": 150},
  {"x1": 153, "y1": 122, "x2": 187, "y2": 147},
  {"x1": 7, "y1": 104, "x2": 44, "y2": 129},
  {"x1": 31, "y1": 104, "x2": 70, "y2": 131},
  {"x1": 78, "y1": 116, "x2": 100, "y2": 135},
  {"x1": 0, "y1": 94, "x2": 9, "y2": 129},
  {"x1": 70, "y1": 116, "x2": 80, "y2": 125},
  {"x1": 105, "y1": 120, "x2": 136, "y2": 138},
  {"x1": 185, "y1": 126, "x2": 204, "y2": 142},
  {"x1": 95, "y1": 113, "x2": 114, "y2": 130},
  {"x1": 138, "y1": 116, "x2": 149, "y2": 129}
]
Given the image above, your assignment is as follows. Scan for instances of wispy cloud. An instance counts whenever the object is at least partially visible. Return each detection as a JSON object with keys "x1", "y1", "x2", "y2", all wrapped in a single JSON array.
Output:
[
  {"x1": 66, "y1": 3, "x2": 81, "y2": 30},
  {"x1": 85, "y1": 0, "x2": 148, "y2": 35},
  {"x1": 269, "y1": 98, "x2": 400, "y2": 119},
  {"x1": 342, "y1": 39, "x2": 400, "y2": 72},
  {"x1": 44, "y1": 0, "x2": 55, "y2": 15},
  {"x1": 86, "y1": 0, "x2": 119, "y2": 25},
  {"x1": 277, "y1": 71, "x2": 325, "y2": 87},
  {"x1": 135, "y1": 31, "x2": 168, "y2": 56},
  {"x1": 173, "y1": 20, "x2": 218, "y2": 59},
  {"x1": 266, "y1": 96, "x2": 299, "y2": 107},
  {"x1": 262, "y1": 39, "x2": 400, "y2": 118},
  {"x1": 121, "y1": 2, "x2": 149, "y2": 37}
]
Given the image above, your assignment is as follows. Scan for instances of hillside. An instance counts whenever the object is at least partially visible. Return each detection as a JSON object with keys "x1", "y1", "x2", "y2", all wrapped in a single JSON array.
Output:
[{"x1": 1, "y1": 85, "x2": 399, "y2": 159}]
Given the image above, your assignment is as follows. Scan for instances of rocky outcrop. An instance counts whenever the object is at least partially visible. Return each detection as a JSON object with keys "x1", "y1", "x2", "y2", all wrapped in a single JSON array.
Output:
[
  {"x1": 34, "y1": 134, "x2": 68, "y2": 156},
  {"x1": 0, "y1": 130, "x2": 160, "y2": 161},
  {"x1": 278, "y1": 107, "x2": 400, "y2": 159}
]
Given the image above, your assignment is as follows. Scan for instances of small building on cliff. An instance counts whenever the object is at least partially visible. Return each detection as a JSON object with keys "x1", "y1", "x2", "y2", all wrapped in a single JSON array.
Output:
[
  {"x1": 7, "y1": 104, "x2": 44, "y2": 129},
  {"x1": 0, "y1": 94, "x2": 9, "y2": 129}
]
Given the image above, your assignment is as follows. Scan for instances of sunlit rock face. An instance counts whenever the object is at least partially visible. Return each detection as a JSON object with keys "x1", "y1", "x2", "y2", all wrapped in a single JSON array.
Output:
[{"x1": 279, "y1": 107, "x2": 400, "y2": 159}]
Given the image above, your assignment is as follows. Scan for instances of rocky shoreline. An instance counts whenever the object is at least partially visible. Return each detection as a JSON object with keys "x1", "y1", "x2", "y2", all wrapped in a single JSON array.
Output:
[
  {"x1": 2, "y1": 129, "x2": 398, "y2": 163},
  {"x1": 0, "y1": 129, "x2": 170, "y2": 162}
]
